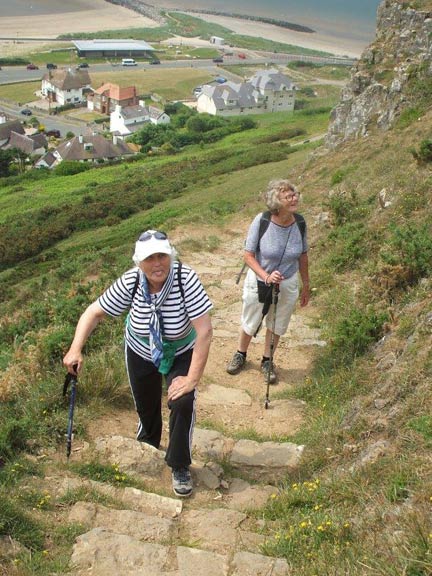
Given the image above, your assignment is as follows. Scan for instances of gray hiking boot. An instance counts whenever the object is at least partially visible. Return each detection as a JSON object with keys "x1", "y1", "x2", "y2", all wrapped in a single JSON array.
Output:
[
  {"x1": 172, "y1": 467, "x2": 193, "y2": 498},
  {"x1": 226, "y1": 352, "x2": 246, "y2": 375},
  {"x1": 261, "y1": 359, "x2": 277, "y2": 384}
]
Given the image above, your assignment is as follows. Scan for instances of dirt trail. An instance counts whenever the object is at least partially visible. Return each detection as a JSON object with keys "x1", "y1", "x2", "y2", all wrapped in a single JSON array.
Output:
[{"x1": 49, "y1": 219, "x2": 325, "y2": 575}]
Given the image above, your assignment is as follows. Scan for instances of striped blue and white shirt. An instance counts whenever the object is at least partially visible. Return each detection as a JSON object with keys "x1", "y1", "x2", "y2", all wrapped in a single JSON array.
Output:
[{"x1": 98, "y1": 261, "x2": 213, "y2": 361}]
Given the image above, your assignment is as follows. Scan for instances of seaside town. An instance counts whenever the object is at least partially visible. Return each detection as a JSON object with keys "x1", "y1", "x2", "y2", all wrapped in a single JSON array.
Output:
[{"x1": 0, "y1": 0, "x2": 357, "y2": 173}]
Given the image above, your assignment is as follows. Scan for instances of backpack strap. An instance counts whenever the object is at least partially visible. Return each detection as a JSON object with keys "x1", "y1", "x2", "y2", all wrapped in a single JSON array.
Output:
[
  {"x1": 294, "y1": 212, "x2": 306, "y2": 242},
  {"x1": 177, "y1": 261, "x2": 184, "y2": 301},
  {"x1": 257, "y1": 211, "x2": 306, "y2": 250},
  {"x1": 256, "y1": 211, "x2": 272, "y2": 253},
  {"x1": 130, "y1": 262, "x2": 184, "y2": 303}
]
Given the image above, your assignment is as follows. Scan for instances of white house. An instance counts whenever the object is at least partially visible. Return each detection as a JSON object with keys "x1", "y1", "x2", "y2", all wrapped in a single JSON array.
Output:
[
  {"x1": 197, "y1": 68, "x2": 295, "y2": 116},
  {"x1": 197, "y1": 82, "x2": 265, "y2": 116},
  {"x1": 110, "y1": 99, "x2": 170, "y2": 136},
  {"x1": 41, "y1": 68, "x2": 92, "y2": 106},
  {"x1": 249, "y1": 68, "x2": 296, "y2": 112},
  {"x1": 210, "y1": 36, "x2": 225, "y2": 46}
]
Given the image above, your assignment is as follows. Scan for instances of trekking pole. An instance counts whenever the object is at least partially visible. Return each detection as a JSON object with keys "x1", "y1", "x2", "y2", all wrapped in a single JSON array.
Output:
[
  {"x1": 63, "y1": 367, "x2": 78, "y2": 460},
  {"x1": 235, "y1": 262, "x2": 247, "y2": 285},
  {"x1": 265, "y1": 284, "x2": 279, "y2": 410}
]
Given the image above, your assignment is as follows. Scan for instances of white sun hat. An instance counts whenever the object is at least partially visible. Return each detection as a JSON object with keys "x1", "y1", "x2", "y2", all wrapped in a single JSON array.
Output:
[{"x1": 132, "y1": 230, "x2": 172, "y2": 264}]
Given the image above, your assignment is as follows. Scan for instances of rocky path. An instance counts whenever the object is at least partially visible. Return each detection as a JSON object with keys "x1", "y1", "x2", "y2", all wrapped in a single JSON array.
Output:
[{"x1": 54, "y1": 223, "x2": 324, "y2": 575}]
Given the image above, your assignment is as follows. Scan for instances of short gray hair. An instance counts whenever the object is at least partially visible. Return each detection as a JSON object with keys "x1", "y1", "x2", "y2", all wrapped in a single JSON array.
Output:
[{"x1": 262, "y1": 179, "x2": 299, "y2": 213}]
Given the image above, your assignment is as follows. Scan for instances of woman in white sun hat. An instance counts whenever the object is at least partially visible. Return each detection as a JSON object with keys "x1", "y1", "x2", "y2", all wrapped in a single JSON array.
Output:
[{"x1": 64, "y1": 230, "x2": 213, "y2": 498}]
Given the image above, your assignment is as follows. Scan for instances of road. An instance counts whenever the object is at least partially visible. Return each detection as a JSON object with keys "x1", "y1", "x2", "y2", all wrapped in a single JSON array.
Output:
[
  {"x1": 0, "y1": 99, "x2": 89, "y2": 136},
  {"x1": 0, "y1": 52, "x2": 355, "y2": 85}
]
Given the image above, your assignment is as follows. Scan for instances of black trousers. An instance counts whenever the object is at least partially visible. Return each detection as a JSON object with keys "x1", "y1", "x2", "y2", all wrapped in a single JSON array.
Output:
[{"x1": 124, "y1": 344, "x2": 196, "y2": 469}]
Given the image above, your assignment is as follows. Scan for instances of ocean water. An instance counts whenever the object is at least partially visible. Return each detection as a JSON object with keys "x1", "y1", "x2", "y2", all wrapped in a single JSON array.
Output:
[
  {"x1": 160, "y1": 0, "x2": 382, "y2": 41},
  {"x1": 0, "y1": 0, "x2": 382, "y2": 44}
]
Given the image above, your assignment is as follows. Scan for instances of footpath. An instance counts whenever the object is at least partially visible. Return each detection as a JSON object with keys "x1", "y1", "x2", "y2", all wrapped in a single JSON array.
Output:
[{"x1": 47, "y1": 222, "x2": 325, "y2": 575}]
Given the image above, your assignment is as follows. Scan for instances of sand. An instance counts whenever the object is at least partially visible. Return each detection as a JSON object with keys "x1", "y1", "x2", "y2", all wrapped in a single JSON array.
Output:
[
  {"x1": 0, "y1": 0, "x2": 369, "y2": 59},
  {"x1": 183, "y1": 13, "x2": 368, "y2": 58}
]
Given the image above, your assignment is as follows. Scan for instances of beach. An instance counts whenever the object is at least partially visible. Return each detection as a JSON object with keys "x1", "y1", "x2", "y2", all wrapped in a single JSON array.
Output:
[
  {"x1": 0, "y1": 0, "x2": 373, "y2": 59},
  {"x1": 182, "y1": 12, "x2": 368, "y2": 57}
]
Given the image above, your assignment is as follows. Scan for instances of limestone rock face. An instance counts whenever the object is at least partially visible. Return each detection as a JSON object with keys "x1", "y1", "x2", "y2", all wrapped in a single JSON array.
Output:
[{"x1": 326, "y1": 0, "x2": 432, "y2": 148}]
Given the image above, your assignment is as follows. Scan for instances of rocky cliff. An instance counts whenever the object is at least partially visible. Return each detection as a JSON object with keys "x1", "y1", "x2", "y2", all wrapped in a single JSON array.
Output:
[{"x1": 326, "y1": 0, "x2": 432, "y2": 147}]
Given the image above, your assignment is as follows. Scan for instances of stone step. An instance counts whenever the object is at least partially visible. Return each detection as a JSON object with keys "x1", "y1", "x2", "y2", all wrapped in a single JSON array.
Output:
[
  {"x1": 70, "y1": 527, "x2": 289, "y2": 576},
  {"x1": 90, "y1": 430, "x2": 303, "y2": 485}
]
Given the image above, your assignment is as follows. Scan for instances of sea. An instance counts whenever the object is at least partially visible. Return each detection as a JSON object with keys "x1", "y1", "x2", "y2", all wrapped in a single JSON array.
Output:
[
  {"x1": 0, "y1": 0, "x2": 382, "y2": 45},
  {"x1": 158, "y1": 0, "x2": 382, "y2": 43}
]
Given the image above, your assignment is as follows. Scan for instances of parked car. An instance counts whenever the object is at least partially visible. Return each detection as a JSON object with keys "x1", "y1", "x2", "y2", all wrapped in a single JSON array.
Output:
[
  {"x1": 20, "y1": 108, "x2": 32, "y2": 116},
  {"x1": 46, "y1": 63, "x2": 57, "y2": 69},
  {"x1": 212, "y1": 57, "x2": 223, "y2": 63},
  {"x1": 45, "y1": 129, "x2": 61, "y2": 138},
  {"x1": 77, "y1": 62, "x2": 89, "y2": 68},
  {"x1": 26, "y1": 63, "x2": 39, "y2": 70},
  {"x1": 238, "y1": 53, "x2": 246, "y2": 59},
  {"x1": 150, "y1": 59, "x2": 160, "y2": 65}
]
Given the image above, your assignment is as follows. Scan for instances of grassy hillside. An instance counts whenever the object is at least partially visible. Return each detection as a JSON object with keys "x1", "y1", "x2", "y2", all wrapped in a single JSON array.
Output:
[{"x1": 1, "y1": 66, "x2": 432, "y2": 575}]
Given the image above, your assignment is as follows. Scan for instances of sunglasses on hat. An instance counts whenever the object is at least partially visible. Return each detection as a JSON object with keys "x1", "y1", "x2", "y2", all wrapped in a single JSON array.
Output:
[{"x1": 138, "y1": 231, "x2": 168, "y2": 242}]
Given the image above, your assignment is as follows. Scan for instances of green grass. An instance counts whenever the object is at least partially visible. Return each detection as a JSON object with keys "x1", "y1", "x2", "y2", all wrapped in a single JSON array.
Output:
[
  {"x1": 0, "y1": 81, "x2": 40, "y2": 104},
  {"x1": 1, "y1": 47, "x2": 432, "y2": 576}
]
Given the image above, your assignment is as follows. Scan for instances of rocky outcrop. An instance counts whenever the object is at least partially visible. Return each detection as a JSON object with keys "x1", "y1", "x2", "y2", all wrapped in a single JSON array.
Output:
[{"x1": 326, "y1": 0, "x2": 432, "y2": 148}]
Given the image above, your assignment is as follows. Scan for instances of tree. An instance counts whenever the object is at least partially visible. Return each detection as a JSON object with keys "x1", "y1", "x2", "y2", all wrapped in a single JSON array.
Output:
[
  {"x1": 0, "y1": 149, "x2": 15, "y2": 177},
  {"x1": 10, "y1": 147, "x2": 30, "y2": 174}
]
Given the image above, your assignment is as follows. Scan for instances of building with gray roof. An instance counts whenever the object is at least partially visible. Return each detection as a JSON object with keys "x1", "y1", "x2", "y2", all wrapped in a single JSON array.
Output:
[
  {"x1": 73, "y1": 39, "x2": 154, "y2": 58},
  {"x1": 197, "y1": 68, "x2": 295, "y2": 116}
]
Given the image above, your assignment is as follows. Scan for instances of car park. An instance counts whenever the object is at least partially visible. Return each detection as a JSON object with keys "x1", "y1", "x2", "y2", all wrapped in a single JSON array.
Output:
[
  {"x1": 26, "y1": 63, "x2": 39, "y2": 70},
  {"x1": 20, "y1": 108, "x2": 32, "y2": 116}
]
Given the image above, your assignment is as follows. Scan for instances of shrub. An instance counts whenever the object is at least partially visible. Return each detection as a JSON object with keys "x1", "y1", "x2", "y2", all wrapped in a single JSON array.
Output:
[
  {"x1": 411, "y1": 139, "x2": 432, "y2": 163},
  {"x1": 327, "y1": 223, "x2": 368, "y2": 271},
  {"x1": 380, "y1": 222, "x2": 432, "y2": 285},
  {"x1": 326, "y1": 189, "x2": 362, "y2": 225},
  {"x1": 54, "y1": 161, "x2": 92, "y2": 176},
  {"x1": 322, "y1": 305, "x2": 388, "y2": 368}
]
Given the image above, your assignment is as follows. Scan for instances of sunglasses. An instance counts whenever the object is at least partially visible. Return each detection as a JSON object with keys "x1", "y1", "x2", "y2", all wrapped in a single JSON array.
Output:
[{"x1": 138, "y1": 231, "x2": 168, "y2": 242}]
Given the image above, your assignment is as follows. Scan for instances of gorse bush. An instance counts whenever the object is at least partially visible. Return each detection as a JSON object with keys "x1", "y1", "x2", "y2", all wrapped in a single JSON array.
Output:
[
  {"x1": 380, "y1": 222, "x2": 432, "y2": 285},
  {"x1": 327, "y1": 223, "x2": 369, "y2": 271},
  {"x1": 326, "y1": 189, "x2": 363, "y2": 225},
  {"x1": 321, "y1": 305, "x2": 388, "y2": 369},
  {"x1": 411, "y1": 138, "x2": 432, "y2": 163}
]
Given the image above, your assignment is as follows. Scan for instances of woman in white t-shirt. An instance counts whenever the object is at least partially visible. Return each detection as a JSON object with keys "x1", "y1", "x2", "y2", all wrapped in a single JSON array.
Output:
[
  {"x1": 64, "y1": 230, "x2": 213, "y2": 498},
  {"x1": 226, "y1": 179, "x2": 310, "y2": 384}
]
